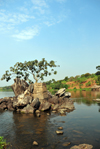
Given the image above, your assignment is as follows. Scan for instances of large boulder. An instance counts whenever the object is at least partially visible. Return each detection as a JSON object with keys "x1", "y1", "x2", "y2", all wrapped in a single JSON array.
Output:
[
  {"x1": 11, "y1": 78, "x2": 29, "y2": 96},
  {"x1": 60, "y1": 98, "x2": 75, "y2": 111},
  {"x1": 55, "y1": 88, "x2": 66, "y2": 97},
  {"x1": 0, "y1": 102, "x2": 7, "y2": 110},
  {"x1": 20, "y1": 104, "x2": 34, "y2": 114},
  {"x1": 13, "y1": 94, "x2": 32, "y2": 108},
  {"x1": 39, "y1": 101, "x2": 51, "y2": 111},
  {"x1": 28, "y1": 84, "x2": 34, "y2": 93},
  {"x1": 30, "y1": 98, "x2": 40, "y2": 109},
  {"x1": 48, "y1": 96, "x2": 59, "y2": 104}
]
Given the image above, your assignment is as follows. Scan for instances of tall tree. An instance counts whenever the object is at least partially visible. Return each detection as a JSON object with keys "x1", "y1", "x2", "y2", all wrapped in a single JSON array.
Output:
[{"x1": 1, "y1": 58, "x2": 59, "y2": 83}]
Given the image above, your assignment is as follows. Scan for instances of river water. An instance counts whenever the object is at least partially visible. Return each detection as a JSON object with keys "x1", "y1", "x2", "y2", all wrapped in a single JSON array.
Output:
[{"x1": 0, "y1": 91, "x2": 100, "y2": 149}]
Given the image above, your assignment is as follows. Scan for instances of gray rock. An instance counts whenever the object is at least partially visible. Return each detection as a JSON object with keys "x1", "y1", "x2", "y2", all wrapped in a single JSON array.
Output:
[
  {"x1": 60, "y1": 98, "x2": 75, "y2": 111},
  {"x1": 28, "y1": 84, "x2": 34, "y2": 93},
  {"x1": 55, "y1": 88, "x2": 66, "y2": 97},
  {"x1": 0, "y1": 102, "x2": 6, "y2": 110},
  {"x1": 13, "y1": 94, "x2": 32, "y2": 108},
  {"x1": 11, "y1": 78, "x2": 29, "y2": 96},
  {"x1": 48, "y1": 96, "x2": 59, "y2": 104},
  {"x1": 39, "y1": 102, "x2": 51, "y2": 111},
  {"x1": 21, "y1": 104, "x2": 34, "y2": 114},
  {"x1": 64, "y1": 92, "x2": 71, "y2": 98},
  {"x1": 31, "y1": 98, "x2": 40, "y2": 109},
  {"x1": 52, "y1": 104, "x2": 59, "y2": 111}
]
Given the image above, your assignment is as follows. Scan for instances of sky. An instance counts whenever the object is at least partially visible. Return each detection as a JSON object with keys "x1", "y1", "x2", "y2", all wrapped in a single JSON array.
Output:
[{"x1": 0, "y1": 0, "x2": 100, "y2": 87}]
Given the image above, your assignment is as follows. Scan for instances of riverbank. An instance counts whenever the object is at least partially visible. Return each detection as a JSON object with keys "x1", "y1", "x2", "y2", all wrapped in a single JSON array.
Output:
[{"x1": 0, "y1": 86, "x2": 12, "y2": 92}]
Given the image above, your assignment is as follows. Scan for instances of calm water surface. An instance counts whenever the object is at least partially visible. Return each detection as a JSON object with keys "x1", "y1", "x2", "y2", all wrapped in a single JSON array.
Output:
[{"x1": 0, "y1": 91, "x2": 100, "y2": 149}]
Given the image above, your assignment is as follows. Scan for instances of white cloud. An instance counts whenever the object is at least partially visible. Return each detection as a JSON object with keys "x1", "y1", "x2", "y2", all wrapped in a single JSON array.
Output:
[
  {"x1": 0, "y1": 11, "x2": 35, "y2": 25},
  {"x1": 12, "y1": 26, "x2": 39, "y2": 41},
  {"x1": 31, "y1": 0, "x2": 48, "y2": 7},
  {"x1": 31, "y1": 0, "x2": 48, "y2": 14},
  {"x1": 56, "y1": 0, "x2": 66, "y2": 3},
  {"x1": 44, "y1": 21, "x2": 55, "y2": 26}
]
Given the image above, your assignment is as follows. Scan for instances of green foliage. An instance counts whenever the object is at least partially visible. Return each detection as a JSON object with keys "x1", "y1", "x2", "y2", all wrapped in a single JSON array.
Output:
[
  {"x1": 64, "y1": 76, "x2": 68, "y2": 81},
  {"x1": 96, "y1": 65, "x2": 100, "y2": 70},
  {"x1": 95, "y1": 71, "x2": 100, "y2": 75},
  {"x1": 47, "y1": 80, "x2": 69, "y2": 91},
  {"x1": 86, "y1": 81, "x2": 91, "y2": 87},
  {"x1": 74, "y1": 77, "x2": 86, "y2": 84},
  {"x1": 0, "y1": 86, "x2": 12, "y2": 92},
  {"x1": 0, "y1": 136, "x2": 10, "y2": 149},
  {"x1": 1, "y1": 58, "x2": 59, "y2": 83},
  {"x1": 61, "y1": 80, "x2": 66, "y2": 84},
  {"x1": 79, "y1": 83, "x2": 83, "y2": 88},
  {"x1": 96, "y1": 75, "x2": 100, "y2": 85},
  {"x1": 91, "y1": 73, "x2": 96, "y2": 78},
  {"x1": 81, "y1": 73, "x2": 91, "y2": 78},
  {"x1": 69, "y1": 76, "x2": 74, "y2": 81}
]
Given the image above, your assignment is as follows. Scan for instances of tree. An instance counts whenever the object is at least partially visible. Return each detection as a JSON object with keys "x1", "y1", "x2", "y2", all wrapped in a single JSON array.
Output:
[
  {"x1": 1, "y1": 58, "x2": 59, "y2": 83},
  {"x1": 64, "y1": 76, "x2": 68, "y2": 81},
  {"x1": 96, "y1": 65, "x2": 100, "y2": 70},
  {"x1": 96, "y1": 66, "x2": 100, "y2": 76}
]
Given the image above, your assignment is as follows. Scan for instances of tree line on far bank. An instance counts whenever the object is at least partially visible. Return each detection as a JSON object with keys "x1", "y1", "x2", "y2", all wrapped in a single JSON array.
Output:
[
  {"x1": 1, "y1": 58, "x2": 100, "y2": 93},
  {"x1": 44, "y1": 71, "x2": 100, "y2": 93}
]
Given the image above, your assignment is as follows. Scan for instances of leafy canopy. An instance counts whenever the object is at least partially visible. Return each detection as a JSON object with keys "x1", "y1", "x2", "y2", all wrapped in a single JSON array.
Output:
[{"x1": 1, "y1": 58, "x2": 59, "y2": 83}]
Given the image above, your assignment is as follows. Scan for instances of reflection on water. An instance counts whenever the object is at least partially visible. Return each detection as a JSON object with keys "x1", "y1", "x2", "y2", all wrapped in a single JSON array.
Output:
[{"x1": 0, "y1": 91, "x2": 100, "y2": 149}]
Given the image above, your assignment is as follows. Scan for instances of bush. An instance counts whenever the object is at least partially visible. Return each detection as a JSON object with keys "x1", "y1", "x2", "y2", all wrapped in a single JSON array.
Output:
[
  {"x1": 81, "y1": 73, "x2": 91, "y2": 78},
  {"x1": 97, "y1": 75, "x2": 100, "y2": 85},
  {"x1": 69, "y1": 76, "x2": 74, "y2": 81},
  {"x1": 86, "y1": 81, "x2": 91, "y2": 87},
  {"x1": 0, "y1": 136, "x2": 10, "y2": 149},
  {"x1": 64, "y1": 76, "x2": 68, "y2": 81},
  {"x1": 47, "y1": 81, "x2": 69, "y2": 90}
]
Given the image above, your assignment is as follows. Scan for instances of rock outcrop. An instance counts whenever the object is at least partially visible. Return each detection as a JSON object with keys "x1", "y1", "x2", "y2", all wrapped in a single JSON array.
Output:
[
  {"x1": 11, "y1": 78, "x2": 29, "y2": 96},
  {"x1": 0, "y1": 78, "x2": 75, "y2": 115}
]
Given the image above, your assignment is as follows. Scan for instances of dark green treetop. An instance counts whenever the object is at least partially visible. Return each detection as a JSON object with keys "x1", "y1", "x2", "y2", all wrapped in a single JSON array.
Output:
[
  {"x1": 1, "y1": 58, "x2": 59, "y2": 83},
  {"x1": 96, "y1": 65, "x2": 100, "y2": 70}
]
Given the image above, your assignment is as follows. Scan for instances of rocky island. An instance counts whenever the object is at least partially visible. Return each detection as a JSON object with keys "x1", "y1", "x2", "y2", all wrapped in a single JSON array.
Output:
[{"x1": 0, "y1": 78, "x2": 75, "y2": 116}]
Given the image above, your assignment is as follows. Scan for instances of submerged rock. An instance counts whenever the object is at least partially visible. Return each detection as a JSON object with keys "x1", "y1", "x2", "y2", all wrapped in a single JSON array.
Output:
[
  {"x1": 56, "y1": 130, "x2": 63, "y2": 135},
  {"x1": 33, "y1": 141, "x2": 38, "y2": 146},
  {"x1": 63, "y1": 142, "x2": 71, "y2": 147},
  {"x1": 70, "y1": 144, "x2": 93, "y2": 149},
  {"x1": 58, "y1": 127, "x2": 63, "y2": 130}
]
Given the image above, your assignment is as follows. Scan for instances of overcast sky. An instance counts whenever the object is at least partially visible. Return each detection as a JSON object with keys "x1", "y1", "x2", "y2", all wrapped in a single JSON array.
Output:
[{"x1": 0, "y1": 0, "x2": 100, "y2": 86}]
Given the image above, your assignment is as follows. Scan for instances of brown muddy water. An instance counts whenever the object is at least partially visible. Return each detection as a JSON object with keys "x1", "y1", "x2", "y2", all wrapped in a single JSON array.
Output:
[{"x1": 0, "y1": 91, "x2": 100, "y2": 149}]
